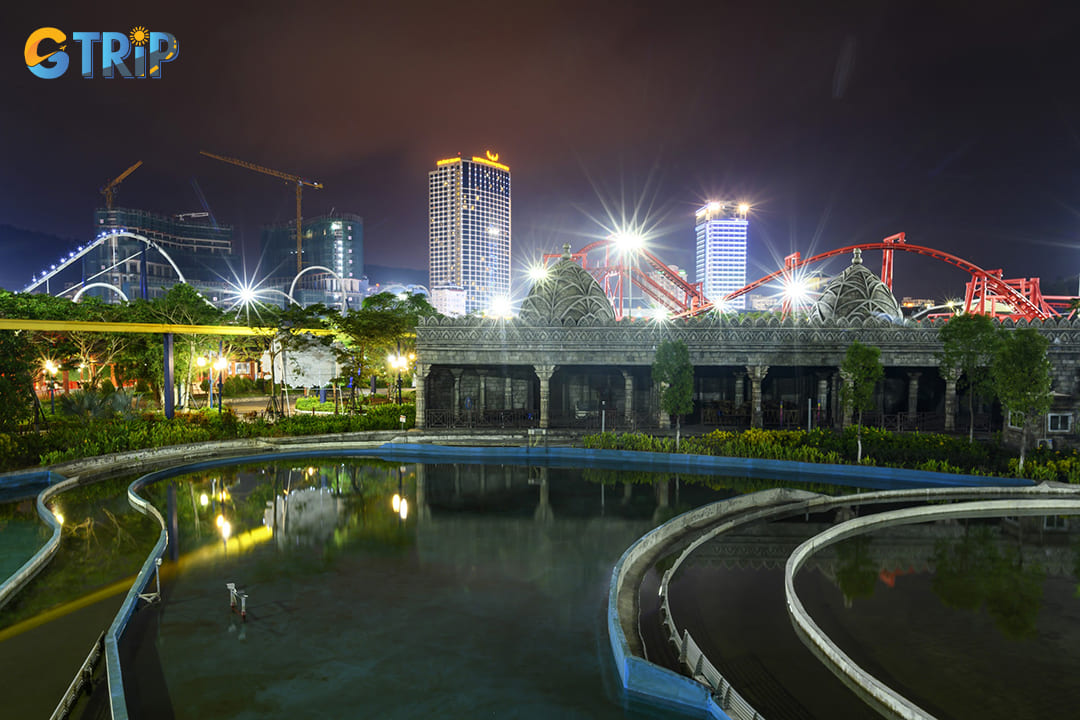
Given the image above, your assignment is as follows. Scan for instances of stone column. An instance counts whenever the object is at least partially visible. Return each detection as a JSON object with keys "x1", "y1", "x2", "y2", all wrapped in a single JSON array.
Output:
[
  {"x1": 747, "y1": 365, "x2": 769, "y2": 428},
  {"x1": 734, "y1": 372, "x2": 746, "y2": 409},
  {"x1": 534, "y1": 364, "x2": 556, "y2": 429},
  {"x1": 479, "y1": 373, "x2": 487, "y2": 415},
  {"x1": 831, "y1": 371, "x2": 842, "y2": 428},
  {"x1": 657, "y1": 381, "x2": 671, "y2": 429},
  {"x1": 907, "y1": 372, "x2": 921, "y2": 424},
  {"x1": 840, "y1": 369, "x2": 854, "y2": 428},
  {"x1": 450, "y1": 368, "x2": 463, "y2": 423},
  {"x1": 622, "y1": 370, "x2": 634, "y2": 425},
  {"x1": 414, "y1": 362, "x2": 430, "y2": 429},
  {"x1": 816, "y1": 373, "x2": 829, "y2": 418},
  {"x1": 942, "y1": 366, "x2": 960, "y2": 432},
  {"x1": 504, "y1": 375, "x2": 513, "y2": 410}
]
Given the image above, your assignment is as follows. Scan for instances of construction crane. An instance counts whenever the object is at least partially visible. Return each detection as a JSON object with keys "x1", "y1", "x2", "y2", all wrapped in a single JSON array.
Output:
[
  {"x1": 100, "y1": 160, "x2": 143, "y2": 210},
  {"x1": 200, "y1": 150, "x2": 323, "y2": 273}
]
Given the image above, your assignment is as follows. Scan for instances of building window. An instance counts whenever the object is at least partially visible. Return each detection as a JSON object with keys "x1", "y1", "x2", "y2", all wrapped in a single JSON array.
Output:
[
  {"x1": 1048, "y1": 413, "x2": 1072, "y2": 433},
  {"x1": 1008, "y1": 411, "x2": 1024, "y2": 430},
  {"x1": 1045, "y1": 514, "x2": 1069, "y2": 531}
]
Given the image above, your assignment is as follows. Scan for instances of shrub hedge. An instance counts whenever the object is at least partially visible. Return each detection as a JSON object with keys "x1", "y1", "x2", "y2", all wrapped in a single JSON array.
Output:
[
  {"x1": 583, "y1": 426, "x2": 1078, "y2": 483},
  {"x1": 0, "y1": 404, "x2": 416, "y2": 471}
]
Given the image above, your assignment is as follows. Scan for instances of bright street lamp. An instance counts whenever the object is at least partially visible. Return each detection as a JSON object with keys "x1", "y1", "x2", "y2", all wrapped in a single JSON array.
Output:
[
  {"x1": 43, "y1": 360, "x2": 59, "y2": 414},
  {"x1": 388, "y1": 346, "x2": 412, "y2": 404},
  {"x1": 611, "y1": 232, "x2": 644, "y2": 321},
  {"x1": 213, "y1": 356, "x2": 228, "y2": 414}
]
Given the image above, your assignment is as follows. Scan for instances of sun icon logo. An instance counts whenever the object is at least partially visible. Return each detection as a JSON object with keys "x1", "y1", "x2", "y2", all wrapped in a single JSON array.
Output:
[{"x1": 129, "y1": 26, "x2": 149, "y2": 46}]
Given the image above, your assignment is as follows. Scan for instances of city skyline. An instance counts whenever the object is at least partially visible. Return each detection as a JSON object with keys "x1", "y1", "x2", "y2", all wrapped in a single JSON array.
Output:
[{"x1": 3, "y1": 2, "x2": 1080, "y2": 302}]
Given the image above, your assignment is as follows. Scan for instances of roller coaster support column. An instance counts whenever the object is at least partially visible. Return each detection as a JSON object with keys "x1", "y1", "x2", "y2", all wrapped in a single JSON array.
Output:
[
  {"x1": 880, "y1": 233, "x2": 905, "y2": 291},
  {"x1": 140, "y1": 245, "x2": 148, "y2": 300},
  {"x1": 163, "y1": 333, "x2": 175, "y2": 420},
  {"x1": 781, "y1": 252, "x2": 801, "y2": 317}
]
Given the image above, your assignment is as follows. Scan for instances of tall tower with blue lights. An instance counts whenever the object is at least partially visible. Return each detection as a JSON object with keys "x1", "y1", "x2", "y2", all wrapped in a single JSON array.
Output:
[
  {"x1": 695, "y1": 201, "x2": 749, "y2": 309},
  {"x1": 429, "y1": 152, "x2": 511, "y2": 316}
]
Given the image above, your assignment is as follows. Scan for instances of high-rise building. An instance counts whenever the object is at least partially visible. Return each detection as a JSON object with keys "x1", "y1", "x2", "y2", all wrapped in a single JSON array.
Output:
[
  {"x1": 695, "y1": 202, "x2": 749, "y2": 310},
  {"x1": 428, "y1": 152, "x2": 511, "y2": 316},
  {"x1": 89, "y1": 207, "x2": 235, "y2": 303},
  {"x1": 261, "y1": 212, "x2": 366, "y2": 307}
]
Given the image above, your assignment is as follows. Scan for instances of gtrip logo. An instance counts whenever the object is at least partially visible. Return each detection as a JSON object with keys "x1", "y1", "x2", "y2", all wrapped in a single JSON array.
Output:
[{"x1": 25, "y1": 27, "x2": 179, "y2": 79}]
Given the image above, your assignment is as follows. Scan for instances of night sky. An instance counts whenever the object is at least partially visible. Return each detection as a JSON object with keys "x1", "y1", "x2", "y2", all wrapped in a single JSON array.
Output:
[{"x1": 4, "y1": 1, "x2": 1080, "y2": 301}]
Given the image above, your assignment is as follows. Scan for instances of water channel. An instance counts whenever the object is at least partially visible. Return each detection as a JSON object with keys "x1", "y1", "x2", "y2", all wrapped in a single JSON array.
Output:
[{"x1": 5, "y1": 457, "x2": 1080, "y2": 719}]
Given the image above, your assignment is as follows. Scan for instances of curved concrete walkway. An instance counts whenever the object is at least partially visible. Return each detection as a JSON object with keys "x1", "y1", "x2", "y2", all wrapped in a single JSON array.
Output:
[{"x1": 613, "y1": 480, "x2": 1080, "y2": 719}]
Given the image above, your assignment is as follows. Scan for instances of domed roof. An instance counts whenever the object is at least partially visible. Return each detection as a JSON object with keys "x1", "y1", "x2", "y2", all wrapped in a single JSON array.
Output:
[
  {"x1": 808, "y1": 248, "x2": 903, "y2": 323},
  {"x1": 518, "y1": 244, "x2": 616, "y2": 325}
]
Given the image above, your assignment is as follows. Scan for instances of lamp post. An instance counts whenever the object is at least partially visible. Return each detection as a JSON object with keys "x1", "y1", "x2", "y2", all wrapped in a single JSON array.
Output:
[
  {"x1": 196, "y1": 355, "x2": 211, "y2": 408},
  {"x1": 214, "y1": 356, "x2": 227, "y2": 414},
  {"x1": 44, "y1": 360, "x2": 59, "y2": 414},
  {"x1": 388, "y1": 344, "x2": 411, "y2": 405}
]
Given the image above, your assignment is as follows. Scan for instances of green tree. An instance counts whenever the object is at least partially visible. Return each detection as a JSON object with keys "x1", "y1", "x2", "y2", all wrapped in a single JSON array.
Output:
[
  {"x1": 840, "y1": 340, "x2": 883, "y2": 463},
  {"x1": 331, "y1": 293, "x2": 437, "y2": 405},
  {"x1": 247, "y1": 303, "x2": 335, "y2": 415},
  {"x1": 939, "y1": 312, "x2": 1000, "y2": 442},
  {"x1": 652, "y1": 339, "x2": 694, "y2": 451},
  {"x1": 0, "y1": 289, "x2": 95, "y2": 427},
  {"x1": 992, "y1": 327, "x2": 1052, "y2": 473}
]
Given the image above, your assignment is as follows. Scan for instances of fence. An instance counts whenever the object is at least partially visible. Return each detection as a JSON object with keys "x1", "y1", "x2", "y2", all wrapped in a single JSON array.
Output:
[{"x1": 423, "y1": 408, "x2": 660, "y2": 430}]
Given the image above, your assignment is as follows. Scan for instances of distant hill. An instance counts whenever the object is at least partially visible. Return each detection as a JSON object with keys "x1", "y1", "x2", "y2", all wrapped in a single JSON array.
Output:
[
  {"x1": 363, "y1": 264, "x2": 428, "y2": 289},
  {"x1": 0, "y1": 224, "x2": 82, "y2": 292}
]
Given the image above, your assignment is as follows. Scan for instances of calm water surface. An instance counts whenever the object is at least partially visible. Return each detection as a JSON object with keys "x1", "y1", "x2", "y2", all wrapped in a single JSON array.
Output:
[{"x1": 127, "y1": 459, "x2": 729, "y2": 719}]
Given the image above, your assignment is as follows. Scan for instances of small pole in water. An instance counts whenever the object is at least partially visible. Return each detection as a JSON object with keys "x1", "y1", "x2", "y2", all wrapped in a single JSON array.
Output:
[
  {"x1": 239, "y1": 592, "x2": 248, "y2": 621},
  {"x1": 227, "y1": 582, "x2": 237, "y2": 611}
]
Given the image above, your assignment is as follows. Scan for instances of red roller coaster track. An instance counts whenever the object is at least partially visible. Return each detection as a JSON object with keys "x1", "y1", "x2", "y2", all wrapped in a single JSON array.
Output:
[{"x1": 546, "y1": 233, "x2": 1070, "y2": 322}]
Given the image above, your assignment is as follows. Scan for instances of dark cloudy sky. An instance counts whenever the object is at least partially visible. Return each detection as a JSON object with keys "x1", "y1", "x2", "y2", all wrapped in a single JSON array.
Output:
[{"x1": 3, "y1": 0, "x2": 1080, "y2": 300}]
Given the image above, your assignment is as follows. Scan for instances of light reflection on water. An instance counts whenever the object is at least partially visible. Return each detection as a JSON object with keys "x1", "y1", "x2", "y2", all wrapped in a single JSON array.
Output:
[{"x1": 131, "y1": 458, "x2": 737, "y2": 719}]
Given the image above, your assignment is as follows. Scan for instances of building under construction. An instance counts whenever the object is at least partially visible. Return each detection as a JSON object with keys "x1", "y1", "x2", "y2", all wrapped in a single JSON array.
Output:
[
  {"x1": 85, "y1": 207, "x2": 236, "y2": 303},
  {"x1": 261, "y1": 212, "x2": 366, "y2": 307}
]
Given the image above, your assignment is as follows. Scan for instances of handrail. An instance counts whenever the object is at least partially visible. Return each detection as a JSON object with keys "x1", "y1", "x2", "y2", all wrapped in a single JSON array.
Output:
[{"x1": 103, "y1": 471, "x2": 169, "y2": 720}]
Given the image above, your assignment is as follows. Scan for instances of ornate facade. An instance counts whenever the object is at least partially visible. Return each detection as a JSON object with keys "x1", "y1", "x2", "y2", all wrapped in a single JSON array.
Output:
[{"x1": 414, "y1": 249, "x2": 1080, "y2": 447}]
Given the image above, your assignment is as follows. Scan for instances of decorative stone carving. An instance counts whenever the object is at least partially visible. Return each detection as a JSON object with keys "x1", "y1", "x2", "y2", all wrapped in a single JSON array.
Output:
[
  {"x1": 808, "y1": 248, "x2": 903, "y2": 324},
  {"x1": 518, "y1": 244, "x2": 616, "y2": 325}
]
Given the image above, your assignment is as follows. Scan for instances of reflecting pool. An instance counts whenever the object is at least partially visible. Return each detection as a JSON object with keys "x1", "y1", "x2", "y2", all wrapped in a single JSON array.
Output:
[
  {"x1": 799, "y1": 516, "x2": 1080, "y2": 719},
  {"x1": 125, "y1": 458, "x2": 735, "y2": 719},
  {"x1": 669, "y1": 506, "x2": 1080, "y2": 719}
]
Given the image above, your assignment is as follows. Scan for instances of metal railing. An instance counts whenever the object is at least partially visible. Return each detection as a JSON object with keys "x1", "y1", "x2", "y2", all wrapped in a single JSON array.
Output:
[
  {"x1": 104, "y1": 471, "x2": 169, "y2": 720},
  {"x1": 424, "y1": 408, "x2": 539, "y2": 429},
  {"x1": 50, "y1": 631, "x2": 105, "y2": 720},
  {"x1": 658, "y1": 571, "x2": 767, "y2": 720},
  {"x1": 423, "y1": 408, "x2": 660, "y2": 430}
]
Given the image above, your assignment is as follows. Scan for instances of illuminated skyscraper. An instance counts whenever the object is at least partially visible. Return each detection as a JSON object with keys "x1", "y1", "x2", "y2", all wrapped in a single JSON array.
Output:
[
  {"x1": 429, "y1": 152, "x2": 511, "y2": 316},
  {"x1": 695, "y1": 202, "x2": 749, "y2": 310}
]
